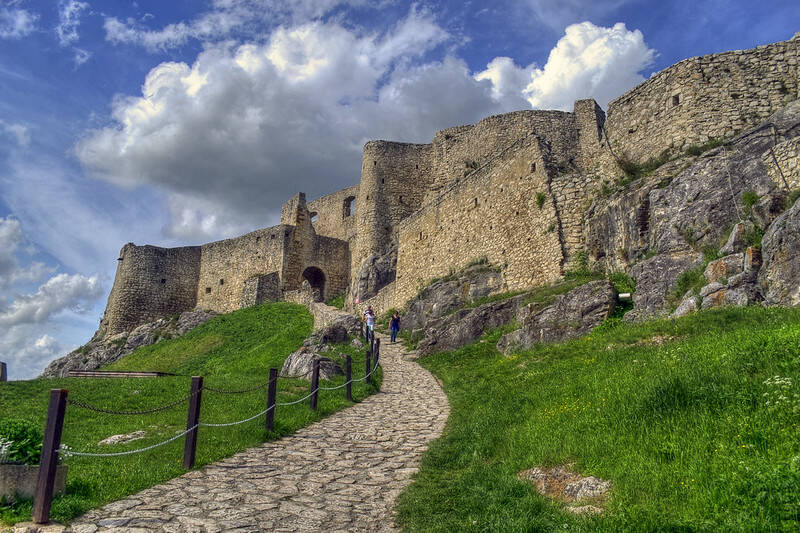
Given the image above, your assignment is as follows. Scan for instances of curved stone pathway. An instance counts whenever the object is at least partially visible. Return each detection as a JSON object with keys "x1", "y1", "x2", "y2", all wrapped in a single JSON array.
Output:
[{"x1": 69, "y1": 334, "x2": 449, "y2": 533}]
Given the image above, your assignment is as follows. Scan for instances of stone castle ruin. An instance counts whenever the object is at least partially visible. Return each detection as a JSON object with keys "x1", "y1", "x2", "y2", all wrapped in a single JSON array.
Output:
[{"x1": 94, "y1": 34, "x2": 799, "y2": 341}]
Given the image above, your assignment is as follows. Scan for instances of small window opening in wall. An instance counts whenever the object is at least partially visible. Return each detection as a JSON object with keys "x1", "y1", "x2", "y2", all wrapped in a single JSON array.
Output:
[
  {"x1": 255, "y1": 236, "x2": 260, "y2": 242},
  {"x1": 516, "y1": 210, "x2": 519, "y2": 216},
  {"x1": 161, "y1": 279, "x2": 166, "y2": 284},
  {"x1": 672, "y1": 94, "x2": 680, "y2": 107},
  {"x1": 500, "y1": 187, "x2": 503, "y2": 193},
  {"x1": 473, "y1": 198, "x2": 478, "y2": 208},
  {"x1": 373, "y1": 160, "x2": 377, "y2": 166},
  {"x1": 415, "y1": 164, "x2": 419, "y2": 169},
  {"x1": 381, "y1": 178, "x2": 385, "y2": 184},
  {"x1": 531, "y1": 162, "x2": 536, "y2": 172},
  {"x1": 343, "y1": 196, "x2": 356, "y2": 218},
  {"x1": 271, "y1": 234, "x2": 275, "y2": 239},
  {"x1": 205, "y1": 287, "x2": 211, "y2": 294},
  {"x1": 399, "y1": 195, "x2": 403, "y2": 202},
  {"x1": 419, "y1": 231, "x2": 423, "y2": 240},
  {"x1": 219, "y1": 279, "x2": 224, "y2": 285},
  {"x1": 310, "y1": 212, "x2": 318, "y2": 223}
]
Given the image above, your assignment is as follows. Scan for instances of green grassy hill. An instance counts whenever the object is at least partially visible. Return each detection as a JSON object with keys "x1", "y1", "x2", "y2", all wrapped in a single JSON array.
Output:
[
  {"x1": 397, "y1": 306, "x2": 800, "y2": 531},
  {"x1": 0, "y1": 302, "x2": 380, "y2": 525}
]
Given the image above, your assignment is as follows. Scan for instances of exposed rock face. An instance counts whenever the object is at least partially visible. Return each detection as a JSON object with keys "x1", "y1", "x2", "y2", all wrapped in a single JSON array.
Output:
[
  {"x1": 518, "y1": 464, "x2": 611, "y2": 514},
  {"x1": 672, "y1": 248, "x2": 764, "y2": 317},
  {"x1": 280, "y1": 348, "x2": 344, "y2": 381},
  {"x1": 416, "y1": 295, "x2": 524, "y2": 356},
  {"x1": 304, "y1": 314, "x2": 362, "y2": 349},
  {"x1": 354, "y1": 245, "x2": 397, "y2": 302},
  {"x1": 402, "y1": 265, "x2": 504, "y2": 331},
  {"x1": 497, "y1": 280, "x2": 616, "y2": 353},
  {"x1": 626, "y1": 252, "x2": 704, "y2": 321},
  {"x1": 704, "y1": 253, "x2": 744, "y2": 282},
  {"x1": 760, "y1": 197, "x2": 800, "y2": 307},
  {"x1": 41, "y1": 309, "x2": 217, "y2": 378}
]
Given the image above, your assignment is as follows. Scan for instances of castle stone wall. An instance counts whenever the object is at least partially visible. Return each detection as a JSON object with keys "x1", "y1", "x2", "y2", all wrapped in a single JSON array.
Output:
[
  {"x1": 241, "y1": 272, "x2": 281, "y2": 308},
  {"x1": 394, "y1": 135, "x2": 564, "y2": 307},
  {"x1": 103, "y1": 244, "x2": 202, "y2": 337},
  {"x1": 306, "y1": 185, "x2": 359, "y2": 243},
  {"x1": 196, "y1": 226, "x2": 291, "y2": 313},
  {"x1": 424, "y1": 110, "x2": 578, "y2": 205},
  {"x1": 763, "y1": 137, "x2": 800, "y2": 191},
  {"x1": 607, "y1": 37, "x2": 799, "y2": 162},
  {"x1": 351, "y1": 142, "x2": 434, "y2": 279}
]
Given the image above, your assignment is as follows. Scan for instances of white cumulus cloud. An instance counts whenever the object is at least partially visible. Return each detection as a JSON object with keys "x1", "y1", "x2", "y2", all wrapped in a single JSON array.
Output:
[
  {"x1": 78, "y1": 19, "x2": 656, "y2": 242},
  {"x1": 523, "y1": 21, "x2": 654, "y2": 110},
  {"x1": 0, "y1": 1, "x2": 38, "y2": 39},
  {"x1": 0, "y1": 273, "x2": 103, "y2": 326}
]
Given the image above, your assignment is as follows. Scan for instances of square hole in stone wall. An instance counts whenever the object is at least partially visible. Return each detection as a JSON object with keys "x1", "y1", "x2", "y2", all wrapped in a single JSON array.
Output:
[{"x1": 205, "y1": 287, "x2": 211, "y2": 294}]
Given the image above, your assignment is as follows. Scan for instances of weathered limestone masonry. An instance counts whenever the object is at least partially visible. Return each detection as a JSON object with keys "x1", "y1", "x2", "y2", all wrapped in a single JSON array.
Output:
[
  {"x1": 763, "y1": 137, "x2": 800, "y2": 190},
  {"x1": 91, "y1": 35, "x2": 799, "y2": 341},
  {"x1": 395, "y1": 135, "x2": 562, "y2": 305},
  {"x1": 102, "y1": 244, "x2": 201, "y2": 337},
  {"x1": 102, "y1": 194, "x2": 350, "y2": 338},
  {"x1": 607, "y1": 37, "x2": 799, "y2": 162}
]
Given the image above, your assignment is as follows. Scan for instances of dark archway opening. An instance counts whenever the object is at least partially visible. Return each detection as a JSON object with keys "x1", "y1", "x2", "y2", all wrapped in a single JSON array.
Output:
[{"x1": 302, "y1": 267, "x2": 326, "y2": 301}]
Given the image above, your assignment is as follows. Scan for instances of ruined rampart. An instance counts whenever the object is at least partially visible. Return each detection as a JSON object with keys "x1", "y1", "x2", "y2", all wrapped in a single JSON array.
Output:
[
  {"x1": 306, "y1": 185, "x2": 360, "y2": 243},
  {"x1": 607, "y1": 37, "x2": 799, "y2": 161},
  {"x1": 195, "y1": 226, "x2": 291, "y2": 313},
  {"x1": 103, "y1": 244, "x2": 202, "y2": 337},
  {"x1": 394, "y1": 135, "x2": 564, "y2": 306}
]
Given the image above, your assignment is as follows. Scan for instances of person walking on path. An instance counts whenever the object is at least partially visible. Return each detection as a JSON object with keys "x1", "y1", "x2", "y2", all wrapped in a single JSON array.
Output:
[
  {"x1": 363, "y1": 305, "x2": 375, "y2": 343},
  {"x1": 390, "y1": 311, "x2": 401, "y2": 343}
]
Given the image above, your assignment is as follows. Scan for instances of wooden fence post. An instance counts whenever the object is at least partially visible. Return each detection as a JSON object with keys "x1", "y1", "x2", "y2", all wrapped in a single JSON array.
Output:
[
  {"x1": 345, "y1": 355, "x2": 352, "y2": 402},
  {"x1": 374, "y1": 338, "x2": 380, "y2": 367},
  {"x1": 182, "y1": 376, "x2": 203, "y2": 469},
  {"x1": 360, "y1": 322, "x2": 364, "y2": 339},
  {"x1": 365, "y1": 348, "x2": 372, "y2": 384},
  {"x1": 33, "y1": 389, "x2": 68, "y2": 524},
  {"x1": 265, "y1": 368, "x2": 277, "y2": 432},
  {"x1": 370, "y1": 330, "x2": 375, "y2": 355},
  {"x1": 0, "y1": 361, "x2": 6, "y2": 382},
  {"x1": 309, "y1": 359, "x2": 320, "y2": 410}
]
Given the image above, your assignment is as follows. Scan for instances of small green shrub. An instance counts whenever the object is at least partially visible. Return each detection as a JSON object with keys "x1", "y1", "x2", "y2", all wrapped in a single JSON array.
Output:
[
  {"x1": 0, "y1": 419, "x2": 43, "y2": 465},
  {"x1": 787, "y1": 189, "x2": 800, "y2": 208},
  {"x1": 617, "y1": 150, "x2": 671, "y2": 182},
  {"x1": 609, "y1": 271, "x2": 636, "y2": 293},
  {"x1": 668, "y1": 265, "x2": 707, "y2": 309},
  {"x1": 741, "y1": 190, "x2": 759, "y2": 213},
  {"x1": 535, "y1": 191, "x2": 546, "y2": 209},
  {"x1": 685, "y1": 138, "x2": 725, "y2": 156},
  {"x1": 325, "y1": 293, "x2": 345, "y2": 309}
]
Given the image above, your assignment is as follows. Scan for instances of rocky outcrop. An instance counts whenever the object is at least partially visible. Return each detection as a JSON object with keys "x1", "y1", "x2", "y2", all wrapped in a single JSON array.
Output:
[
  {"x1": 672, "y1": 247, "x2": 764, "y2": 317},
  {"x1": 353, "y1": 245, "x2": 397, "y2": 302},
  {"x1": 41, "y1": 309, "x2": 217, "y2": 377},
  {"x1": 402, "y1": 264, "x2": 504, "y2": 331},
  {"x1": 759, "y1": 197, "x2": 800, "y2": 307},
  {"x1": 304, "y1": 314, "x2": 362, "y2": 350},
  {"x1": 280, "y1": 348, "x2": 344, "y2": 381},
  {"x1": 626, "y1": 253, "x2": 704, "y2": 321},
  {"x1": 416, "y1": 295, "x2": 524, "y2": 356},
  {"x1": 497, "y1": 280, "x2": 617, "y2": 353}
]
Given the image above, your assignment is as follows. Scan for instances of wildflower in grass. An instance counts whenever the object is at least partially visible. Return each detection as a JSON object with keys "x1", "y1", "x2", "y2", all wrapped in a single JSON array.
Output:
[{"x1": 0, "y1": 437, "x2": 12, "y2": 464}]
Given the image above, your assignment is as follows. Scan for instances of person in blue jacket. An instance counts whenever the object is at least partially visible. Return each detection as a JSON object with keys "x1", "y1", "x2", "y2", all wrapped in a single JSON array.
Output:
[{"x1": 390, "y1": 311, "x2": 401, "y2": 343}]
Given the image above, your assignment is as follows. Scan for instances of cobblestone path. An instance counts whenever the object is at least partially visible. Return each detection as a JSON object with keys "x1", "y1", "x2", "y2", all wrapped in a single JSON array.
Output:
[{"x1": 69, "y1": 334, "x2": 449, "y2": 533}]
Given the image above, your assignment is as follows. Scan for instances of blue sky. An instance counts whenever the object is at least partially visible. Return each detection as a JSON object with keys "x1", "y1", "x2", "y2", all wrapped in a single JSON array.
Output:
[{"x1": 0, "y1": 0, "x2": 797, "y2": 379}]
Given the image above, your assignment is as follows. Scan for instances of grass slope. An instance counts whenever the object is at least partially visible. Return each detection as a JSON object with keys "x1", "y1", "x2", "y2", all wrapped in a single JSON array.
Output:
[
  {"x1": 396, "y1": 306, "x2": 800, "y2": 532},
  {"x1": 0, "y1": 303, "x2": 381, "y2": 525}
]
